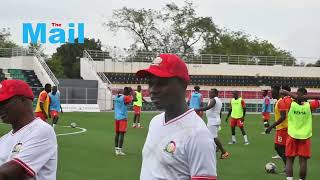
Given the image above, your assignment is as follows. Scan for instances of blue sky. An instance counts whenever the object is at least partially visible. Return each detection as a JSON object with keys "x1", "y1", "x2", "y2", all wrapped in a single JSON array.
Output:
[{"x1": 1, "y1": 0, "x2": 319, "y2": 63}]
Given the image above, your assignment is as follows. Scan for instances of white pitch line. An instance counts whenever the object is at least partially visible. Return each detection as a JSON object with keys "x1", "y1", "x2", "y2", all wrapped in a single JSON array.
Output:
[
  {"x1": 0, "y1": 123, "x2": 87, "y2": 137},
  {"x1": 56, "y1": 126, "x2": 87, "y2": 136}
]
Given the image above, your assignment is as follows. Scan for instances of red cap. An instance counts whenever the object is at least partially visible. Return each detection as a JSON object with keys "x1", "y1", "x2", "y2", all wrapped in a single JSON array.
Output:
[
  {"x1": 0, "y1": 80, "x2": 34, "y2": 102},
  {"x1": 136, "y1": 54, "x2": 190, "y2": 83}
]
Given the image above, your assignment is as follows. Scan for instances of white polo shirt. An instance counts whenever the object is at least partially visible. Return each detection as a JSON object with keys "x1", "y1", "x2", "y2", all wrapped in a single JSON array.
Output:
[
  {"x1": 140, "y1": 109, "x2": 217, "y2": 180},
  {"x1": 206, "y1": 97, "x2": 222, "y2": 126},
  {"x1": 0, "y1": 118, "x2": 57, "y2": 180}
]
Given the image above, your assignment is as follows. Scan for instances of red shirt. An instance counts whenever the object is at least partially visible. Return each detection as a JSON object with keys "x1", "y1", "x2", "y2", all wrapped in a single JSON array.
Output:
[
  {"x1": 281, "y1": 96, "x2": 320, "y2": 111},
  {"x1": 39, "y1": 91, "x2": 48, "y2": 103}
]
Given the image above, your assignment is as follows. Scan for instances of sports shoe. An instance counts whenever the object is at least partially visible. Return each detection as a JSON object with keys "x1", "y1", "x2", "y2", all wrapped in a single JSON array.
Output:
[
  {"x1": 260, "y1": 131, "x2": 266, "y2": 135},
  {"x1": 115, "y1": 148, "x2": 120, "y2": 155},
  {"x1": 272, "y1": 155, "x2": 281, "y2": 159},
  {"x1": 118, "y1": 151, "x2": 126, "y2": 156},
  {"x1": 132, "y1": 124, "x2": 137, "y2": 128},
  {"x1": 244, "y1": 141, "x2": 250, "y2": 145},
  {"x1": 137, "y1": 125, "x2": 143, "y2": 128},
  {"x1": 220, "y1": 152, "x2": 230, "y2": 159},
  {"x1": 228, "y1": 141, "x2": 236, "y2": 145}
]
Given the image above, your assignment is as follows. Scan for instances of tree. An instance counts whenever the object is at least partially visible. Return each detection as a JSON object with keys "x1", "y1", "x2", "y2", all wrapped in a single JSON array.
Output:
[
  {"x1": 106, "y1": 0, "x2": 218, "y2": 55},
  {"x1": 106, "y1": 7, "x2": 160, "y2": 52},
  {"x1": 27, "y1": 42, "x2": 47, "y2": 58},
  {"x1": 47, "y1": 56, "x2": 65, "y2": 78},
  {"x1": 106, "y1": 0, "x2": 295, "y2": 65},
  {"x1": 163, "y1": 0, "x2": 218, "y2": 54},
  {"x1": 201, "y1": 30, "x2": 296, "y2": 65},
  {"x1": 0, "y1": 28, "x2": 18, "y2": 48},
  {"x1": 49, "y1": 38, "x2": 102, "y2": 78},
  {"x1": 307, "y1": 59, "x2": 320, "y2": 67}
]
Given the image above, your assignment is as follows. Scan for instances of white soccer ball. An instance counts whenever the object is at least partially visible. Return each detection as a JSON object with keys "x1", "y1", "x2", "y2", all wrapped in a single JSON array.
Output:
[
  {"x1": 70, "y1": 122, "x2": 77, "y2": 128},
  {"x1": 265, "y1": 162, "x2": 277, "y2": 173}
]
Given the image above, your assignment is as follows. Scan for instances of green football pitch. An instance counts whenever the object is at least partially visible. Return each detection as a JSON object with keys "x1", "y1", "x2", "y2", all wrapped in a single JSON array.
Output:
[{"x1": 1, "y1": 112, "x2": 320, "y2": 180}]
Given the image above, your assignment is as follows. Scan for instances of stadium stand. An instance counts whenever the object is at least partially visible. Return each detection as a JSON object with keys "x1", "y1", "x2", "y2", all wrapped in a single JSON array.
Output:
[
  {"x1": 2, "y1": 68, "x2": 43, "y2": 106},
  {"x1": 104, "y1": 73, "x2": 320, "y2": 88},
  {"x1": 80, "y1": 50, "x2": 320, "y2": 112},
  {"x1": 0, "y1": 69, "x2": 5, "y2": 81}
]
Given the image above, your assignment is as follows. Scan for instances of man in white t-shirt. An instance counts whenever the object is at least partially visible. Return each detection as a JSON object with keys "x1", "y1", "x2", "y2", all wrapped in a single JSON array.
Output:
[
  {"x1": 196, "y1": 88, "x2": 229, "y2": 159},
  {"x1": 0, "y1": 80, "x2": 57, "y2": 180},
  {"x1": 136, "y1": 54, "x2": 217, "y2": 180}
]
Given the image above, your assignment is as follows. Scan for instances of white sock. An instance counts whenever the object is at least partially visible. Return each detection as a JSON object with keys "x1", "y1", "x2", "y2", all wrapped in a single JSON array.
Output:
[
  {"x1": 232, "y1": 135, "x2": 236, "y2": 142},
  {"x1": 287, "y1": 177, "x2": 293, "y2": 180},
  {"x1": 244, "y1": 135, "x2": 248, "y2": 142}
]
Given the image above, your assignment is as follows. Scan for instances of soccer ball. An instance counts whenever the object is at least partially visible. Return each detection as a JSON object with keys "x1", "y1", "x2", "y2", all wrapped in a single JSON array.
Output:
[
  {"x1": 265, "y1": 162, "x2": 277, "y2": 173},
  {"x1": 70, "y1": 122, "x2": 77, "y2": 128}
]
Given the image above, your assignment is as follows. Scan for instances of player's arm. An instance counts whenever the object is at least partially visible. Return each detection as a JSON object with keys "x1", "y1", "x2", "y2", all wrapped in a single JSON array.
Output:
[
  {"x1": 142, "y1": 97, "x2": 148, "y2": 103},
  {"x1": 124, "y1": 95, "x2": 133, "y2": 105},
  {"x1": 0, "y1": 162, "x2": 29, "y2": 180},
  {"x1": 225, "y1": 108, "x2": 232, "y2": 122},
  {"x1": 266, "y1": 110, "x2": 286, "y2": 134},
  {"x1": 280, "y1": 90, "x2": 297, "y2": 99},
  {"x1": 242, "y1": 100, "x2": 246, "y2": 121},
  {"x1": 47, "y1": 99, "x2": 51, "y2": 119},
  {"x1": 281, "y1": 90, "x2": 320, "y2": 102},
  {"x1": 132, "y1": 91, "x2": 138, "y2": 102},
  {"x1": 200, "y1": 95, "x2": 204, "y2": 107},
  {"x1": 263, "y1": 98, "x2": 270, "y2": 112},
  {"x1": 187, "y1": 94, "x2": 191, "y2": 106},
  {"x1": 310, "y1": 100, "x2": 320, "y2": 111},
  {"x1": 187, "y1": 130, "x2": 217, "y2": 180},
  {"x1": 196, "y1": 99, "x2": 216, "y2": 112}
]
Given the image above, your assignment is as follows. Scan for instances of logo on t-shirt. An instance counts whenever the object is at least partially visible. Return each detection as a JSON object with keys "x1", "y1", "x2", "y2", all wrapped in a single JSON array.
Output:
[
  {"x1": 10, "y1": 143, "x2": 22, "y2": 159},
  {"x1": 12, "y1": 143, "x2": 22, "y2": 154},
  {"x1": 164, "y1": 141, "x2": 176, "y2": 154}
]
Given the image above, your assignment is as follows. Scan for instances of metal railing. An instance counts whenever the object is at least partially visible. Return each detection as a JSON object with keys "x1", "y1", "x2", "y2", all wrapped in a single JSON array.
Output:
[
  {"x1": 86, "y1": 50, "x2": 319, "y2": 67},
  {"x1": 34, "y1": 50, "x2": 59, "y2": 86},
  {"x1": 0, "y1": 48, "x2": 34, "y2": 57},
  {"x1": 83, "y1": 50, "x2": 112, "y2": 86},
  {"x1": 85, "y1": 50, "x2": 112, "y2": 61}
]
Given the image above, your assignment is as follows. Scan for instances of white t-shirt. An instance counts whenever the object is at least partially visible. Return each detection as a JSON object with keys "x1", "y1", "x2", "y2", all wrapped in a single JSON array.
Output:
[
  {"x1": 0, "y1": 118, "x2": 57, "y2": 180},
  {"x1": 140, "y1": 109, "x2": 217, "y2": 180},
  {"x1": 206, "y1": 97, "x2": 222, "y2": 126}
]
